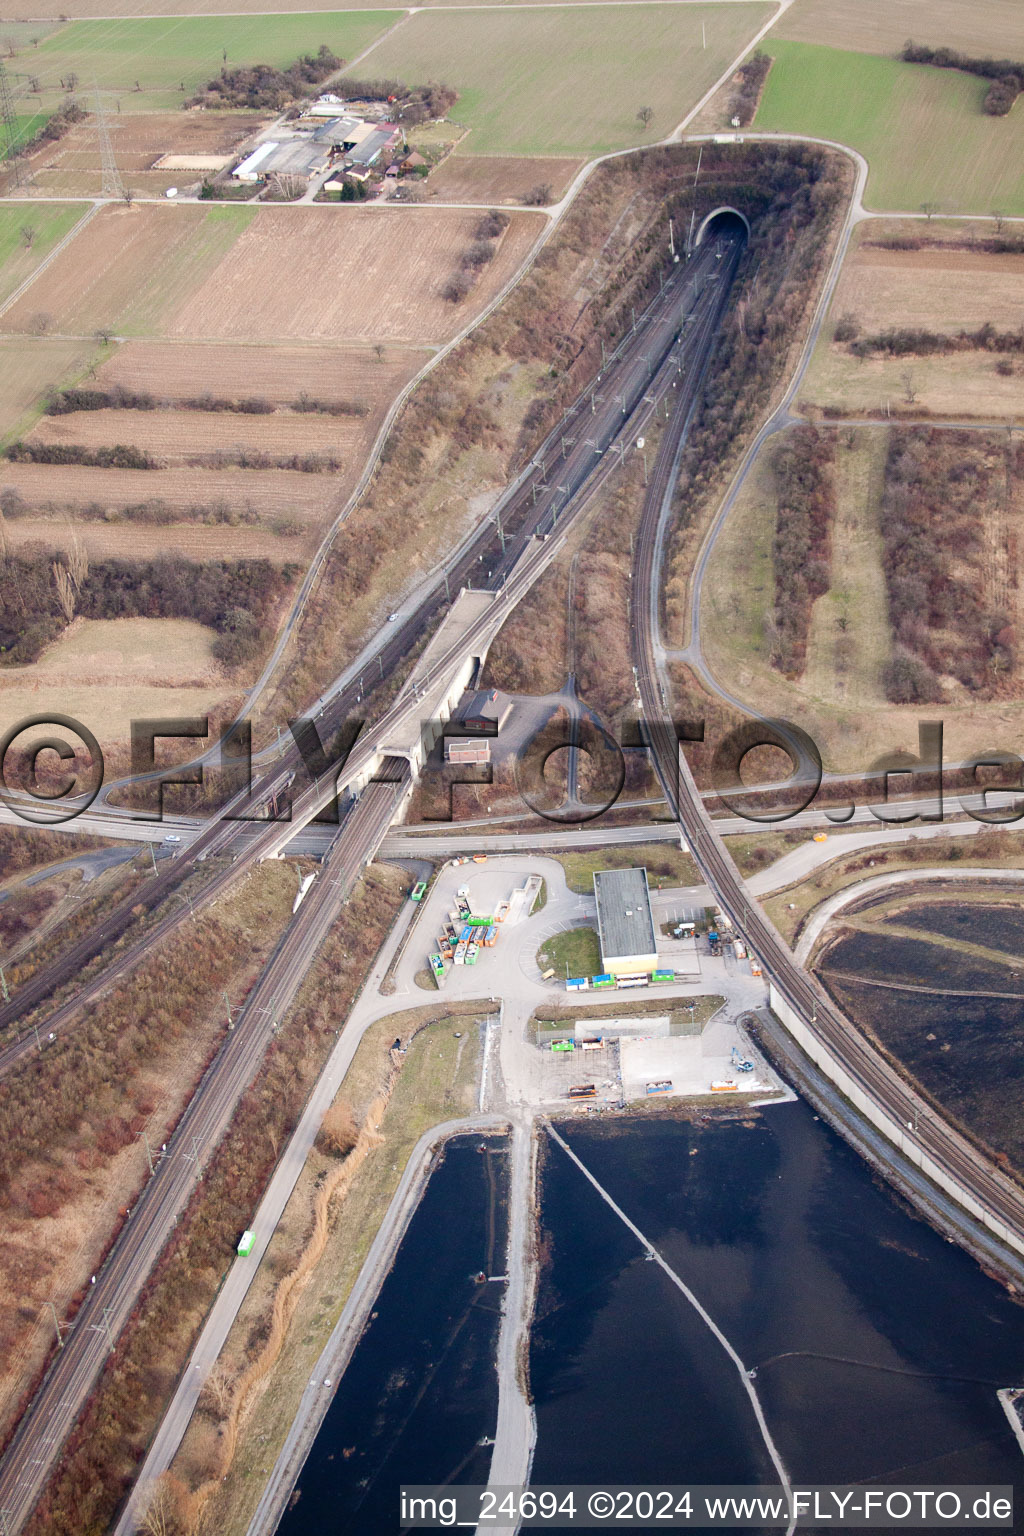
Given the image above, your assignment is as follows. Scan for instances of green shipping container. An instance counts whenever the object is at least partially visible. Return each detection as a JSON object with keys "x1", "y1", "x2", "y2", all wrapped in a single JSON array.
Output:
[
  {"x1": 238, "y1": 1230, "x2": 255, "y2": 1257},
  {"x1": 551, "y1": 1040, "x2": 574, "y2": 1052}
]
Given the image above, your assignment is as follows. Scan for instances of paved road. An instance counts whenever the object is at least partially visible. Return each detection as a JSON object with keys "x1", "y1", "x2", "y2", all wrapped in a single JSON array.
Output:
[
  {"x1": 792, "y1": 864, "x2": 1024, "y2": 969},
  {"x1": 0, "y1": 241, "x2": 742, "y2": 1531},
  {"x1": 477, "y1": 1114, "x2": 538, "y2": 1536},
  {"x1": 243, "y1": 1113, "x2": 507, "y2": 1536},
  {"x1": 0, "y1": 769, "x2": 409, "y2": 1532},
  {"x1": 629, "y1": 231, "x2": 1024, "y2": 1276}
]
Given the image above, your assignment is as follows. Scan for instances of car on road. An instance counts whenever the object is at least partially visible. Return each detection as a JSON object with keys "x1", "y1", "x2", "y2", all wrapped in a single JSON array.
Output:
[
  {"x1": 164, "y1": 834, "x2": 182, "y2": 843},
  {"x1": 388, "y1": 612, "x2": 399, "y2": 622}
]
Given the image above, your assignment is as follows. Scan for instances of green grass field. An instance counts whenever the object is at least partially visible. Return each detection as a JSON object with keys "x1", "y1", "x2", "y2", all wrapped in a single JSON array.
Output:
[
  {"x1": 349, "y1": 2, "x2": 774, "y2": 155},
  {"x1": 756, "y1": 40, "x2": 1024, "y2": 215},
  {"x1": 0, "y1": 202, "x2": 89, "y2": 305},
  {"x1": 3, "y1": 110, "x2": 51, "y2": 154},
  {"x1": 19, "y1": 11, "x2": 399, "y2": 112}
]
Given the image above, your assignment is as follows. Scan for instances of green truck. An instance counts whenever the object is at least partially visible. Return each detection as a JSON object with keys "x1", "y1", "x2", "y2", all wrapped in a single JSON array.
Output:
[{"x1": 237, "y1": 1229, "x2": 255, "y2": 1257}]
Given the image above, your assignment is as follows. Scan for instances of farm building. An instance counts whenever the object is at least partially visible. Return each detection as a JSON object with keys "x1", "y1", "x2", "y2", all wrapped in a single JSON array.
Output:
[
  {"x1": 454, "y1": 688, "x2": 513, "y2": 734},
  {"x1": 347, "y1": 123, "x2": 402, "y2": 170},
  {"x1": 593, "y1": 867, "x2": 659, "y2": 979},
  {"x1": 311, "y1": 115, "x2": 377, "y2": 151},
  {"x1": 304, "y1": 94, "x2": 346, "y2": 118},
  {"x1": 233, "y1": 142, "x2": 279, "y2": 182}
]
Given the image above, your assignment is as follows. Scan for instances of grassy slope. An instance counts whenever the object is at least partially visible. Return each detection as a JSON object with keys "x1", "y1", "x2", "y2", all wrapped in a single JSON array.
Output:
[
  {"x1": 0, "y1": 201, "x2": 88, "y2": 304},
  {"x1": 349, "y1": 3, "x2": 774, "y2": 155},
  {"x1": 756, "y1": 40, "x2": 1024, "y2": 215},
  {"x1": 22, "y1": 11, "x2": 399, "y2": 111}
]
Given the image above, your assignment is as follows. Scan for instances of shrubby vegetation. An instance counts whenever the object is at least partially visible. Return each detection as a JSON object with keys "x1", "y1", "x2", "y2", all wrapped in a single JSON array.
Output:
[
  {"x1": 4, "y1": 442, "x2": 156, "y2": 470},
  {"x1": 730, "y1": 50, "x2": 772, "y2": 127},
  {"x1": 43, "y1": 386, "x2": 367, "y2": 417},
  {"x1": 901, "y1": 41, "x2": 1023, "y2": 116},
  {"x1": 21, "y1": 867, "x2": 404, "y2": 1536},
  {"x1": 879, "y1": 426, "x2": 1017, "y2": 700},
  {"x1": 189, "y1": 45, "x2": 341, "y2": 110},
  {"x1": 332, "y1": 76, "x2": 457, "y2": 125},
  {"x1": 770, "y1": 425, "x2": 837, "y2": 678},
  {"x1": 0, "y1": 552, "x2": 296, "y2": 667},
  {"x1": 849, "y1": 322, "x2": 1024, "y2": 358}
]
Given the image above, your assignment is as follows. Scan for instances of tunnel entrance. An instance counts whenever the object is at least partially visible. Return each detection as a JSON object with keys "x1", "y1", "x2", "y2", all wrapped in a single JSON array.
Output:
[{"x1": 693, "y1": 206, "x2": 751, "y2": 247}]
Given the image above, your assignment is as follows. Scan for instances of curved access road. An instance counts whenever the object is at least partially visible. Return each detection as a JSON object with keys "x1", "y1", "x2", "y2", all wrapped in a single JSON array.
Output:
[
  {"x1": 630, "y1": 240, "x2": 1024, "y2": 1283},
  {"x1": 793, "y1": 865, "x2": 1024, "y2": 969}
]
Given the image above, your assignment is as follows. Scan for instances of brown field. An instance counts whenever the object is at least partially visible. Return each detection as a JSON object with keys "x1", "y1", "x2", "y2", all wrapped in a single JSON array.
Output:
[
  {"x1": 25, "y1": 111, "x2": 266, "y2": 199},
  {"x1": 773, "y1": 0, "x2": 1024, "y2": 57},
  {"x1": 0, "y1": 203, "x2": 254, "y2": 339},
  {"x1": 801, "y1": 229, "x2": 1024, "y2": 420},
  {"x1": 3, "y1": 516, "x2": 307, "y2": 561},
  {"x1": 96, "y1": 339, "x2": 424, "y2": 404},
  {"x1": 1, "y1": 203, "x2": 543, "y2": 345},
  {"x1": 828, "y1": 243, "x2": 1024, "y2": 334},
  {"x1": 0, "y1": 677, "x2": 235, "y2": 746},
  {"x1": 167, "y1": 206, "x2": 546, "y2": 345},
  {"x1": 10, "y1": 617, "x2": 221, "y2": 687},
  {"x1": 0, "y1": 460, "x2": 331, "y2": 521},
  {"x1": 0, "y1": 338, "x2": 94, "y2": 441},
  {"x1": 425, "y1": 154, "x2": 583, "y2": 206},
  {"x1": 29, "y1": 406, "x2": 368, "y2": 461}
]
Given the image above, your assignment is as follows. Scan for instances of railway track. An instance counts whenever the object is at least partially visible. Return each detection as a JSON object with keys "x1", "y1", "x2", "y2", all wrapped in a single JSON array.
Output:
[
  {"x1": 0, "y1": 765, "x2": 410, "y2": 1533},
  {"x1": 0, "y1": 243, "x2": 734, "y2": 1531},
  {"x1": 0, "y1": 242, "x2": 727, "y2": 1081},
  {"x1": 629, "y1": 234, "x2": 1024, "y2": 1276}
]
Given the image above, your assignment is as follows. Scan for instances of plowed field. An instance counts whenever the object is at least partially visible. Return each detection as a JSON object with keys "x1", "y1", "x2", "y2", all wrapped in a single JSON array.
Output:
[
  {"x1": 167, "y1": 206, "x2": 545, "y2": 344},
  {"x1": 96, "y1": 340, "x2": 423, "y2": 405},
  {"x1": 0, "y1": 461, "x2": 331, "y2": 521},
  {"x1": 29, "y1": 408, "x2": 367, "y2": 461},
  {"x1": 425, "y1": 154, "x2": 583, "y2": 205},
  {"x1": 0, "y1": 203, "x2": 255, "y2": 338},
  {"x1": 26, "y1": 111, "x2": 266, "y2": 199},
  {"x1": 4, "y1": 517, "x2": 305, "y2": 561},
  {"x1": 1, "y1": 203, "x2": 542, "y2": 345}
]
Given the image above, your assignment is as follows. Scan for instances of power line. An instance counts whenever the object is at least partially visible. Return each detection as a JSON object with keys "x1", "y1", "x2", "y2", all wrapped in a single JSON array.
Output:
[
  {"x1": 94, "y1": 85, "x2": 126, "y2": 201},
  {"x1": 0, "y1": 62, "x2": 25, "y2": 190}
]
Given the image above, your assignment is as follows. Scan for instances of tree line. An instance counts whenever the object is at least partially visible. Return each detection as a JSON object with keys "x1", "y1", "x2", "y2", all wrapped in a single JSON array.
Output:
[
  {"x1": 770, "y1": 425, "x2": 837, "y2": 678},
  {"x1": 0, "y1": 552, "x2": 296, "y2": 667},
  {"x1": 189, "y1": 44, "x2": 342, "y2": 111},
  {"x1": 846, "y1": 321, "x2": 1024, "y2": 358},
  {"x1": 879, "y1": 426, "x2": 1016, "y2": 702},
  {"x1": 901, "y1": 40, "x2": 1024, "y2": 115},
  {"x1": 45, "y1": 385, "x2": 369, "y2": 417}
]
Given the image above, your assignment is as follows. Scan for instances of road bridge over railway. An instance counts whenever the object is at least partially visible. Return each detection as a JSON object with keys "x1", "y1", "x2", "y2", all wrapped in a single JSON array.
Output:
[{"x1": 0, "y1": 231, "x2": 746, "y2": 1533}]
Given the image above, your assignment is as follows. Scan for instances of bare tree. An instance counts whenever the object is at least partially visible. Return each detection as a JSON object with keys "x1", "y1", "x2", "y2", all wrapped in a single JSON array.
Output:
[
  {"x1": 94, "y1": 326, "x2": 113, "y2": 345},
  {"x1": 29, "y1": 311, "x2": 52, "y2": 336},
  {"x1": 920, "y1": 200, "x2": 938, "y2": 220},
  {"x1": 373, "y1": 342, "x2": 385, "y2": 363},
  {"x1": 900, "y1": 368, "x2": 918, "y2": 405},
  {"x1": 636, "y1": 105, "x2": 654, "y2": 130},
  {"x1": 992, "y1": 209, "x2": 1005, "y2": 233},
  {"x1": 2, "y1": 36, "x2": 15, "y2": 58},
  {"x1": 269, "y1": 171, "x2": 305, "y2": 200},
  {"x1": 65, "y1": 527, "x2": 89, "y2": 590},
  {"x1": 198, "y1": 1360, "x2": 234, "y2": 1420},
  {"x1": 51, "y1": 560, "x2": 75, "y2": 623},
  {"x1": 19, "y1": 223, "x2": 37, "y2": 250}
]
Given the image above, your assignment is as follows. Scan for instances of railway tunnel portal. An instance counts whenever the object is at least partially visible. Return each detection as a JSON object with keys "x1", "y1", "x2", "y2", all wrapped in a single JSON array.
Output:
[{"x1": 693, "y1": 206, "x2": 751, "y2": 247}]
